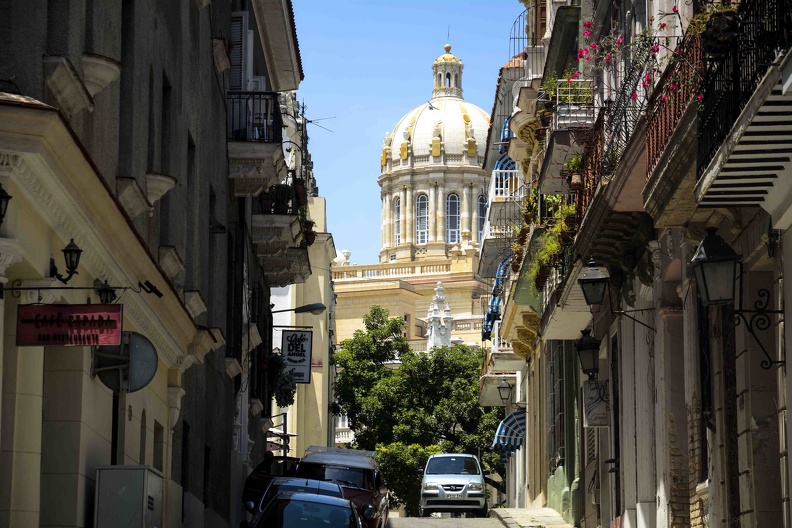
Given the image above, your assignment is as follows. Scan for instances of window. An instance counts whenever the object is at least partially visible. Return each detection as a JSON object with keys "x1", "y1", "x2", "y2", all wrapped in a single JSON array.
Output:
[
  {"x1": 446, "y1": 193, "x2": 460, "y2": 243},
  {"x1": 153, "y1": 421, "x2": 164, "y2": 472},
  {"x1": 139, "y1": 409, "x2": 147, "y2": 464},
  {"x1": 415, "y1": 194, "x2": 428, "y2": 244},
  {"x1": 478, "y1": 195, "x2": 487, "y2": 241},
  {"x1": 393, "y1": 197, "x2": 401, "y2": 246}
]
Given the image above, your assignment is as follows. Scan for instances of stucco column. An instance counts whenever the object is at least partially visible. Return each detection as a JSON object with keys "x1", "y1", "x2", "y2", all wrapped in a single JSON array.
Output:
[
  {"x1": 436, "y1": 183, "x2": 445, "y2": 244},
  {"x1": 428, "y1": 184, "x2": 437, "y2": 243},
  {"x1": 461, "y1": 183, "x2": 470, "y2": 241},
  {"x1": 404, "y1": 187, "x2": 412, "y2": 246},
  {"x1": 0, "y1": 283, "x2": 57, "y2": 528},
  {"x1": 471, "y1": 185, "x2": 479, "y2": 244}
]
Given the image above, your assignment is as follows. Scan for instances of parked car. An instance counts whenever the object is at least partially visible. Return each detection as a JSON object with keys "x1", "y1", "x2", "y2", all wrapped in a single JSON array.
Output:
[
  {"x1": 242, "y1": 477, "x2": 345, "y2": 526},
  {"x1": 419, "y1": 453, "x2": 488, "y2": 518},
  {"x1": 252, "y1": 491, "x2": 363, "y2": 528},
  {"x1": 242, "y1": 455, "x2": 300, "y2": 505},
  {"x1": 295, "y1": 447, "x2": 389, "y2": 528}
]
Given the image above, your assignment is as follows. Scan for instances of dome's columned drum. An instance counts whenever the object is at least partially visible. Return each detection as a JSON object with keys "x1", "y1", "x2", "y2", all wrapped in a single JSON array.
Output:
[{"x1": 378, "y1": 45, "x2": 491, "y2": 264}]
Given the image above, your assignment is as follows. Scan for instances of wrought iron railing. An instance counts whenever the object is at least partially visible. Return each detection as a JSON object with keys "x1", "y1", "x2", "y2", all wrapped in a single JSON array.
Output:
[
  {"x1": 490, "y1": 169, "x2": 526, "y2": 200},
  {"x1": 227, "y1": 91, "x2": 283, "y2": 143},
  {"x1": 697, "y1": 0, "x2": 791, "y2": 180},
  {"x1": 646, "y1": 33, "x2": 704, "y2": 177}
]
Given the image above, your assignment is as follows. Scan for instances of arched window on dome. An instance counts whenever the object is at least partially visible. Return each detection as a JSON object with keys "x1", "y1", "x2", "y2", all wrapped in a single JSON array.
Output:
[
  {"x1": 393, "y1": 197, "x2": 401, "y2": 246},
  {"x1": 415, "y1": 194, "x2": 428, "y2": 245},
  {"x1": 478, "y1": 195, "x2": 487, "y2": 241},
  {"x1": 446, "y1": 193, "x2": 460, "y2": 244}
]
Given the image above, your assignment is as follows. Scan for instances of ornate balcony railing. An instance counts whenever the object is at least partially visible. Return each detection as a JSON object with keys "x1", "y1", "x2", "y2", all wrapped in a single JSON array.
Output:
[
  {"x1": 646, "y1": 33, "x2": 704, "y2": 177},
  {"x1": 227, "y1": 91, "x2": 283, "y2": 143},
  {"x1": 490, "y1": 169, "x2": 525, "y2": 201},
  {"x1": 697, "y1": 0, "x2": 792, "y2": 180}
]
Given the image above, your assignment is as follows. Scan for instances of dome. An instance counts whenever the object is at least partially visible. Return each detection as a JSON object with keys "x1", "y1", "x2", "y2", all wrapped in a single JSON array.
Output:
[{"x1": 381, "y1": 45, "x2": 490, "y2": 168}]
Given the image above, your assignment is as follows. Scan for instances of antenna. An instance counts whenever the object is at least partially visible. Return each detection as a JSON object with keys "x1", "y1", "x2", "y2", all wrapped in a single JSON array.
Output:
[{"x1": 447, "y1": 25, "x2": 450, "y2": 43}]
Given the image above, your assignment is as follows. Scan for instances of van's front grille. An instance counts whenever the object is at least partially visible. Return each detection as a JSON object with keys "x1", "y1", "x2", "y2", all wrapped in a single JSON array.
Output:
[{"x1": 442, "y1": 485, "x2": 464, "y2": 492}]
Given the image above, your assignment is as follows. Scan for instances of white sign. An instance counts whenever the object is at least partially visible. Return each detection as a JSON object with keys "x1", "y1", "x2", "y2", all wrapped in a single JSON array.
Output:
[
  {"x1": 583, "y1": 379, "x2": 609, "y2": 427},
  {"x1": 282, "y1": 330, "x2": 313, "y2": 384}
]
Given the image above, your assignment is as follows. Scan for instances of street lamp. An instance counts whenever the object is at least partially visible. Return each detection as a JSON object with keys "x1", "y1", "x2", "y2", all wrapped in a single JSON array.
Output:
[
  {"x1": 574, "y1": 328, "x2": 601, "y2": 380},
  {"x1": 688, "y1": 227, "x2": 784, "y2": 369},
  {"x1": 497, "y1": 380, "x2": 513, "y2": 406},
  {"x1": 50, "y1": 238, "x2": 83, "y2": 284},
  {"x1": 0, "y1": 183, "x2": 12, "y2": 227},
  {"x1": 272, "y1": 302, "x2": 326, "y2": 315},
  {"x1": 576, "y1": 258, "x2": 655, "y2": 332}
]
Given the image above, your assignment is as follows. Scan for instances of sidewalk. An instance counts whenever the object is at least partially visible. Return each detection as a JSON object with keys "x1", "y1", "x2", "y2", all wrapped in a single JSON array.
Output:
[{"x1": 490, "y1": 507, "x2": 575, "y2": 528}]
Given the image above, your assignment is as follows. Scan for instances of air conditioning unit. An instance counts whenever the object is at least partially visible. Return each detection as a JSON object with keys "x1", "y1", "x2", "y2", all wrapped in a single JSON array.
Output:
[{"x1": 94, "y1": 465, "x2": 163, "y2": 528}]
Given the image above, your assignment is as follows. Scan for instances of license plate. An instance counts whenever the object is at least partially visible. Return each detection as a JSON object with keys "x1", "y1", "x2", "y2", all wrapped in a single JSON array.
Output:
[{"x1": 446, "y1": 494, "x2": 462, "y2": 499}]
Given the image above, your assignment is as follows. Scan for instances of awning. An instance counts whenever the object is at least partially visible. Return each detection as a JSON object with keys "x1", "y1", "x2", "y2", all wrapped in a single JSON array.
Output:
[{"x1": 491, "y1": 412, "x2": 527, "y2": 453}]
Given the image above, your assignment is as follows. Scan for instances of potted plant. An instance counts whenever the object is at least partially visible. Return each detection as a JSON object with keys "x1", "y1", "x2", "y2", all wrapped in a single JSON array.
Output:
[
  {"x1": 565, "y1": 155, "x2": 584, "y2": 191},
  {"x1": 703, "y1": 7, "x2": 740, "y2": 57},
  {"x1": 269, "y1": 183, "x2": 293, "y2": 214},
  {"x1": 302, "y1": 219, "x2": 316, "y2": 246},
  {"x1": 293, "y1": 177, "x2": 309, "y2": 207}
]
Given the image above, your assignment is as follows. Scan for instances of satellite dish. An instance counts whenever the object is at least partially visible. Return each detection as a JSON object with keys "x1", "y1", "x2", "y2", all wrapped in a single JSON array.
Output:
[{"x1": 94, "y1": 331, "x2": 158, "y2": 393}]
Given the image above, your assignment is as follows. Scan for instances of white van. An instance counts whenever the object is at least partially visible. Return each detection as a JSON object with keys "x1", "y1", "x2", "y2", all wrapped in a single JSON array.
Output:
[{"x1": 418, "y1": 453, "x2": 488, "y2": 518}]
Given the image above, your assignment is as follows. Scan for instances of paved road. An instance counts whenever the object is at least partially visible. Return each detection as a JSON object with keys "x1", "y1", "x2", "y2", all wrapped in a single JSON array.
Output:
[{"x1": 390, "y1": 515, "x2": 503, "y2": 528}]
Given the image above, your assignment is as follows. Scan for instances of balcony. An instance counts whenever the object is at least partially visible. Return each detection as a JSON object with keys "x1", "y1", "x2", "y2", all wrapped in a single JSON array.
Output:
[
  {"x1": 695, "y1": 0, "x2": 792, "y2": 228},
  {"x1": 227, "y1": 91, "x2": 286, "y2": 196},
  {"x1": 538, "y1": 79, "x2": 595, "y2": 195},
  {"x1": 259, "y1": 246, "x2": 311, "y2": 287}
]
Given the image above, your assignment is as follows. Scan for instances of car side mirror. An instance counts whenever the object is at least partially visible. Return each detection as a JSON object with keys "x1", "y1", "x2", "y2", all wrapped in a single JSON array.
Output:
[
  {"x1": 417, "y1": 468, "x2": 424, "y2": 475},
  {"x1": 243, "y1": 501, "x2": 256, "y2": 513},
  {"x1": 483, "y1": 469, "x2": 491, "y2": 475}
]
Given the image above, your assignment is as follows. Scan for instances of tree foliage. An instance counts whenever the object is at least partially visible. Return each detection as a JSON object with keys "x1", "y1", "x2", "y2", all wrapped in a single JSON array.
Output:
[{"x1": 331, "y1": 305, "x2": 502, "y2": 516}]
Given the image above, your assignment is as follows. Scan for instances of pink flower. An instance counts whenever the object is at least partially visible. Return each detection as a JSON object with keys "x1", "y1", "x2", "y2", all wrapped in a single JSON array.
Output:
[
  {"x1": 605, "y1": 54, "x2": 612, "y2": 63},
  {"x1": 583, "y1": 30, "x2": 593, "y2": 37},
  {"x1": 631, "y1": 92, "x2": 638, "y2": 100},
  {"x1": 578, "y1": 49, "x2": 585, "y2": 59},
  {"x1": 672, "y1": 4, "x2": 678, "y2": 12},
  {"x1": 697, "y1": 94, "x2": 703, "y2": 101},
  {"x1": 660, "y1": 22, "x2": 667, "y2": 30},
  {"x1": 670, "y1": 82, "x2": 677, "y2": 91},
  {"x1": 583, "y1": 20, "x2": 594, "y2": 29},
  {"x1": 589, "y1": 42, "x2": 598, "y2": 49},
  {"x1": 651, "y1": 45, "x2": 660, "y2": 54},
  {"x1": 661, "y1": 94, "x2": 667, "y2": 101},
  {"x1": 616, "y1": 36, "x2": 624, "y2": 44}
]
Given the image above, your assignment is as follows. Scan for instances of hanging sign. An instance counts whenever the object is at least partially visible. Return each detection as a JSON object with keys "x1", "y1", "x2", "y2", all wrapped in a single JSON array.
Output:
[
  {"x1": 282, "y1": 329, "x2": 313, "y2": 384},
  {"x1": 16, "y1": 304, "x2": 122, "y2": 347},
  {"x1": 583, "y1": 379, "x2": 610, "y2": 427}
]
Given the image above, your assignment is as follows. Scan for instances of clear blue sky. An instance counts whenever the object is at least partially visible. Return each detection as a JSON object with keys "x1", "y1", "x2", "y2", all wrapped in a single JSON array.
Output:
[{"x1": 292, "y1": 1, "x2": 526, "y2": 264}]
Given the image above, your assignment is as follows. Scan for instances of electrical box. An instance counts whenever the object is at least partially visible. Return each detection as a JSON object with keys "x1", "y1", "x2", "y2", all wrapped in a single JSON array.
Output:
[{"x1": 94, "y1": 465, "x2": 163, "y2": 528}]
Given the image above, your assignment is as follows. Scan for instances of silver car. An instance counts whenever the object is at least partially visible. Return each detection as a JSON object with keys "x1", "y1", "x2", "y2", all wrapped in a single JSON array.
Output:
[{"x1": 419, "y1": 453, "x2": 488, "y2": 518}]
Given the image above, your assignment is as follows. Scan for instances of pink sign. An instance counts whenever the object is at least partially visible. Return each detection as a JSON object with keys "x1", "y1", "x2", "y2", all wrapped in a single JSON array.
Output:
[{"x1": 17, "y1": 304, "x2": 122, "y2": 347}]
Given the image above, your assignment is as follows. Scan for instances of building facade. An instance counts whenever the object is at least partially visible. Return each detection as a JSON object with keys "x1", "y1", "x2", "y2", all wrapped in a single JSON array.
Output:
[
  {"x1": 480, "y1": 0, "x2": 792, "y2": 527},
  {"x1": 0, "y1": 1, "x2": 319, "y2": 526}
]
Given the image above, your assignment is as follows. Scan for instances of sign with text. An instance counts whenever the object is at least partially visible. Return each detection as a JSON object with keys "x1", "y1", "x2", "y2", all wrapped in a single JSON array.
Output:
[
  {"x1": 583, "y1": 379, "x2": 610, "y2": 427},
  {"x1": 282, "y1": 329, "x2": 313, "y2": 384},
  {"x1": 17, "y1": 304, "x2": 123, "y2": 347}
]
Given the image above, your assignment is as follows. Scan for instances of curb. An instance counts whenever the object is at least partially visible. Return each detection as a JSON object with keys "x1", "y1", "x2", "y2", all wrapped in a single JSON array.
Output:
[{"x1": 490, "y1": 509, "x2": 522, "y2": 528}]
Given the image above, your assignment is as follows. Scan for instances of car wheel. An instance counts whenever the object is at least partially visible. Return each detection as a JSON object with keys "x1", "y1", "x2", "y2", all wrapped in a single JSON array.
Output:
[{"x1": 477, "y1": 506, "x2": 489, "y2": 518}]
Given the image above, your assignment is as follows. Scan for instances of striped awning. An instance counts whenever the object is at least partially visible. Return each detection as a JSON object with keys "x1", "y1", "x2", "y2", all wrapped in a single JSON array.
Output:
[{"x1": 491, "y1": 412, "x2": 527, "y2": 453}]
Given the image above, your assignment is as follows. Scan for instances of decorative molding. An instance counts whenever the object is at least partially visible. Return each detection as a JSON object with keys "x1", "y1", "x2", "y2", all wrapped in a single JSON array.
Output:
[
  {"x1": 242, "y1": 323, "x2": 262, "y2": 353},
  {"x1": 184, "y1": 290, "x2": 208, "y2": 319},
  {"x1": 0, "y1": 152, "x2": 23, "y2": 176},
  {"x1": 81, "y1": 52, "x2": 122, "y2": 97},
  {"x1": 116, "y1": 177, "x2": 149, "y2": 218},
  {"x1": 188, "y1": 327, "x2": 214, "y2": 364},
  {"x1": 225, "y1": 357, "x2": 242, "y2": 379},
  {"x1": 145, "y1": 172, "x2": 176, "y2": 214},
  {"x1": 249, "y1": 398, "x2": 264, "y2": 416},
  {"x1": 168, "y1": 386, "x2": 186, "y2": 429},
  {"x1": 0, "y1": 238, "x2": 24, "y2": 276},
  {"x1": 42, "y1": 56, "x2": 93, "y2": 117},
  {"x1": 158, "y1": 245, "x2": 185, "y2": 279}
]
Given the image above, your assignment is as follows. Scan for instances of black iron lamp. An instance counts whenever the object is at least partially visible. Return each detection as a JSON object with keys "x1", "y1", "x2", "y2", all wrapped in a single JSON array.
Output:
[
  {"x1": 577, "y1": 258, "x2": 655, "y2": 332},
  {"x1": 578, "y1": 258, "x2": 609, "y2": 306},
  {"x1": 497, "y1": 380, "x2": 513, "y2": 406},
  {"x1": 574, "y1": 328, "x2": 601, "y2": 380},
  {"x1": 0, "y1": 183, "x2": 12, "y2": 226},
  {"x1": 51, "y1": 239, "x2": 83, "y2": 284},
  {"x1": 272, "y1": 302, "x2": 326, "y2": 315},
  {"x1": 95, "y1": 280, "x2": 117, "y2": 304},
  {"x1": 688, "y1": 227, "x2": 740, "y2": 306},
  {"x1": 689, "y1": 227, "x2": 784, "y2": 369}
]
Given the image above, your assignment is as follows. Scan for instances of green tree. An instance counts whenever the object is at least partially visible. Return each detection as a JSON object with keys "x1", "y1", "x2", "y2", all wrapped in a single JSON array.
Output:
[{"x1": 332, "y1": 306, "x2": 502, "y2": 516}]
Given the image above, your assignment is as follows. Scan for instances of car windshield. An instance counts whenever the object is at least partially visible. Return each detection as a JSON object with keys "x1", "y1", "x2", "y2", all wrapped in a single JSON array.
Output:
[
  {"x1": 298, "y1": 463, "x2": 373, "y2": 490},
  {"x1": 260, "y1": 482, "x2": 342, "y2": 510},
  {"x1": 425, "y1": 457, "x2": 480, "y2": 475},
  {"x1": 258, "y1": 499, "x2": 355, "y2": 528}
]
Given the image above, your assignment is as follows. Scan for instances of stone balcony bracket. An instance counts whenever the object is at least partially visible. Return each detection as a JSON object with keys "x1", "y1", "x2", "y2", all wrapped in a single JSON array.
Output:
[
  {"x1": 184, "y1": 290, "x2": 208, "y2": 319},
  {"x1": 146, "y1": 172, "x2": 177, "y2": 215},
  {"x1": 225, "y1": 357, "x2": 243, "y2": 379},
  {"x1": 116, "y1": 177, "x2": 149, "y2": 218},
  {"x1": 43, "y1": 56, "x2": 93, "y2": 117},
  {"x1": 81, "y1": 52, "x2": 122, "y2": 97},
  {"x1": 158, "y1": 245, "x2": 186, "y2": 279}
]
